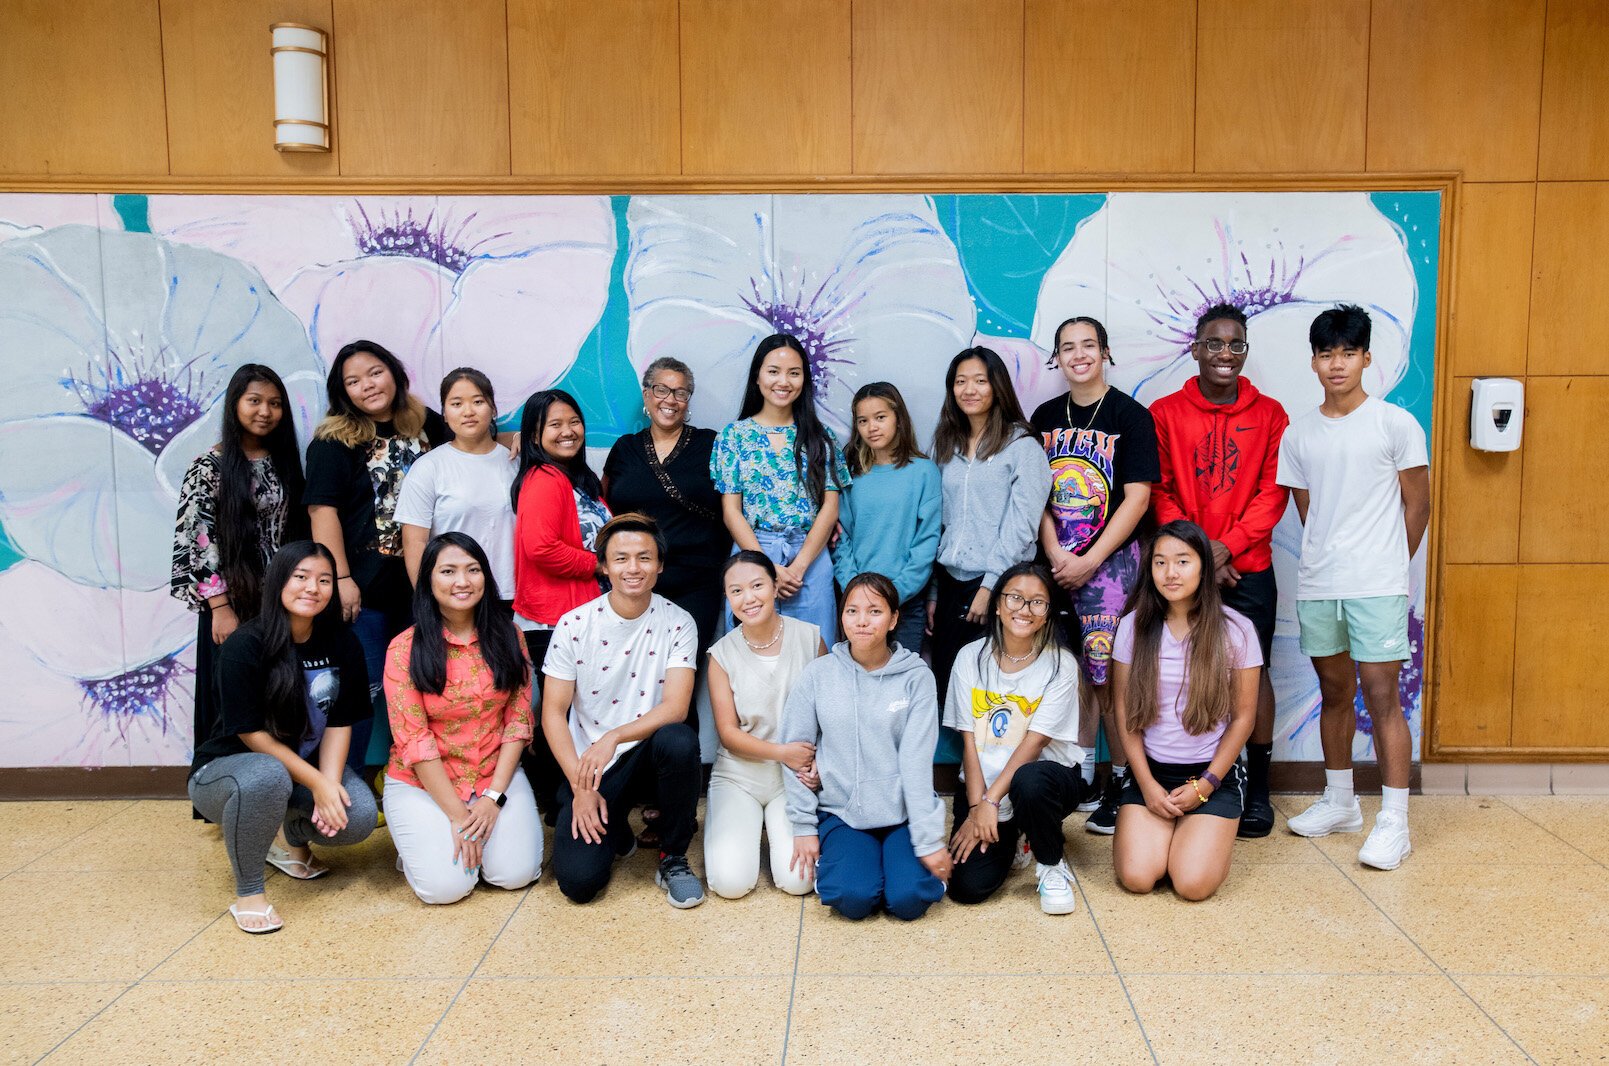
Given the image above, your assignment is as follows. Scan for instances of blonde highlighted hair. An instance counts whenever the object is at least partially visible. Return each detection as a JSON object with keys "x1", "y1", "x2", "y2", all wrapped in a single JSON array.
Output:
[{"x1": 314, "y1": 340, "x2": 429, "y2": 446}]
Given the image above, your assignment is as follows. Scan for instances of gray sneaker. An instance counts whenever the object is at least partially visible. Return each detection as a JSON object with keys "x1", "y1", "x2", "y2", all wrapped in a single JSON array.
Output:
[{"x1": 655, "y1": 854, "x2": 706, "y2": 909}]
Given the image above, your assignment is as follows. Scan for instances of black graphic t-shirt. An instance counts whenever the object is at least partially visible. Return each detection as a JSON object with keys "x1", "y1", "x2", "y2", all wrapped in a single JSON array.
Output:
[
  {"x1": 191, "y1": 620, "x2": 371, "y2": 777},
  {"x1": 304, "y1": 409, "x2": 449, "y2": 611},
  {"x1": 1030, "y1": 388, "x2": 1161, "y2": 555}
]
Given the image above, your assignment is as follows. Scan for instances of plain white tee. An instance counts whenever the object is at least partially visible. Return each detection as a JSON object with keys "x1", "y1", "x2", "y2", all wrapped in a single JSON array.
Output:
[
  {"x1": 1277, "y1": 396, "x2": 1429, "y2": 600},
  {"x1": 942, "y1": 641, "x2": 1083, "y2": 822},
  {"x1": 394, "y1": 442, "x2": 518, "y2": 595},
  {"x1": 542, "y1": 593, "x2": 697, "y2": 774}
]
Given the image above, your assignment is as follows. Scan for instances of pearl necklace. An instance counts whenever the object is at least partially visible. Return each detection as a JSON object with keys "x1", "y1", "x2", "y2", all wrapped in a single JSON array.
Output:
[{"x1": 743, "y1": 621, "x2": 783, "y2": 651}]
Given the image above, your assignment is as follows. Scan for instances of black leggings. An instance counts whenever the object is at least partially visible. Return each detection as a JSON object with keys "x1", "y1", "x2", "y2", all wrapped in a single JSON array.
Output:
[
  {"x1": 948, "y1": 761, "x2": 1089, "y2": 904},
  {"x1": 521, "y1": 628, "x2": 564, "y2": 822}
]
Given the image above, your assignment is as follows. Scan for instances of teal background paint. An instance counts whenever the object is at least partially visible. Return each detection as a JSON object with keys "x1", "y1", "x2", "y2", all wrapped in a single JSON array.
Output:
[{"x1": 1372, "y1": 191, "x2": 1442, "y2": 434}]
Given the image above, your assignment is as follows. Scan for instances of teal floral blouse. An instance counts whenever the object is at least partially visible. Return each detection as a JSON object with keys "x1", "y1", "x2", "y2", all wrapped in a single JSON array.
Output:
[{"x1": 711, "y1": 419, "x2": 851, "y2": 533}]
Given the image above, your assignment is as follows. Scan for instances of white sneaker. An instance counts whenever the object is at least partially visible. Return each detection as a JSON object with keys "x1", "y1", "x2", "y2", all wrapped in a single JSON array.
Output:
[
  {"x1": 1036, "y1": 861, "x2": 1077, "y2": 915},
  {"x1": 1358, "y1": 812, "x2": 1412, "y2": 870},
  {"x1": 1012, "y1": 837, "x2": 1033, "y2": 870},
  {"x1": 1286, "y1": 791, "x2": 1364, "y2": 837}
]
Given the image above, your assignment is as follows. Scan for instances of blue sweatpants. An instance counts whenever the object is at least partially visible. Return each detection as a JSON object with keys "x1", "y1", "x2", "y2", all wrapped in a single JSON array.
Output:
[{"x1": 815, "y1": 813, "x2": 945, "y2": 921}]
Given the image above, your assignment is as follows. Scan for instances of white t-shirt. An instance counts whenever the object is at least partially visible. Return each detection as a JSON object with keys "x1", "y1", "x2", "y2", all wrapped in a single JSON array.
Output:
[
  {"x1": 942, "y1": 640, "x2": 1083, "y2": 821},
  {"x1": 1277, "y1": 396, "x2": 1428, "y2": 600},
  {"x1": 394, "y1": 442, "x2": 517, "y2": 595},
  {"x1": 542, "y1": 593, "x2": 697, "y2": 774}
]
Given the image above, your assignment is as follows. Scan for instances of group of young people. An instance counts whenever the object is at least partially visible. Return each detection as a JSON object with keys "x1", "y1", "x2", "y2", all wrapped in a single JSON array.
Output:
[{"x1": 173, "y1": 299, "x2": 1429, "y2": 934}]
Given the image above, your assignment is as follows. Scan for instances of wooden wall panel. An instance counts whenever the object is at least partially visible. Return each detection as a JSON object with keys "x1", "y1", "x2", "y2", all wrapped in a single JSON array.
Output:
[
  {"x1": 679, "y1": 0, "x2": 851, "y2": 175},
  {"x1": 1518, "y1": 376, "x2": 1609, "y2": 565},
  {"x1": 1194, "y1": 0, "x2": 1367, "y2": 173},
  {"x1": 1442, "y1": 380, "x2": 1521, "y2": 565},
  {"x1": 852, "y1": 0, "x2": 1023, "y2": 175},
  {"x1": 1538, "y1": 0, "x2": 1609, "y2": 181},
  {"x1": 1449, "y1": 183, "x2": 1533, "y2": 380},
  {"x1": 0, "y1": 0, "x2": 169, "y2": 175},
  {"x1": 508, "y1": 0, "x2": 680, "y2": 176},
  {"x1": 1367, "y1": 0, "x2": 1546, "y2": 181},
  {"x1": 1528, "y1": 182, "x2": 1609, "y2": 377},
  {"x1": 331, "y1": 0, "x2": 510, "y2": 176},
  {"x1": 160, "y1": 0, "x2": 339, "y2": 177},
  {"x1": 1512, "y1": 565, "x2": 1609, "y2": 749},
  {"x1": 1434, "y1": 565, "x2": 1516, "y2": 749},
  {"x1": 1024, "y1": 0, "x2": 1194, "y2": 174}
]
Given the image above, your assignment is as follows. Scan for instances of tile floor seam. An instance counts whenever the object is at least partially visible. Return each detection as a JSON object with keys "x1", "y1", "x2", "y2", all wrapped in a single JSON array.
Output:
[
  {"x1": 34, "y1": 907, "x2": 228, "y2": 1063},
  {"x1": 1071, "y1": 869, "x2": 1160, "y2": 1065},
  {"x1": 1, "y1": 800, "x2": 138, "y2": 884},
  {"x1": 779, "y1": 896, "x2": 805, "y2": 1065},
  {"x1": 1297, "y1": 832, "x2": 1541, "y2": 1065},
  {"x1": 1494, "y1": 797, "x2": 1609, "y2": 870},
  {"x1": 406, "y1": 882, "x2": 535, "y2": 1066}
]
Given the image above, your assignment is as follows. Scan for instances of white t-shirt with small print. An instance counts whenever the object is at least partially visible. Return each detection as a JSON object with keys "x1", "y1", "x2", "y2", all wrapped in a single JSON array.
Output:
[{"x1": 542, "y1": 592, "x2": 697, "y2": 774}]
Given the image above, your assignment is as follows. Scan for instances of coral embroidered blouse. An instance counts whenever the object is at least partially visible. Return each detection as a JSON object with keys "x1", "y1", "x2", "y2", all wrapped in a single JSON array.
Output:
[{"x1": 383, "y1": 626, "x2": 534, "y2": 801}]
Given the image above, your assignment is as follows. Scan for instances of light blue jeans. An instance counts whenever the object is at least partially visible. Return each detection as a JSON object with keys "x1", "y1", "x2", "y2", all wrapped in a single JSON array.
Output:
[{"x1": 728, "y1": 529, "x2": 839, "y2": 641}]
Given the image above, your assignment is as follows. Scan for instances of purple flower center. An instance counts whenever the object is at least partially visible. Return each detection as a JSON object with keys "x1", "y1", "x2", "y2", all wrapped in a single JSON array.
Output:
[
  {"x1": 741, "y1": 271, "x2": 855, "y2": 395},
  {"x1": 69, "y1": 346, "x2": 205, "y2": 455},
  {"x1": 79, "y1": 654, "x2": 187, "y2": 741},
  {"x1": 351, "y1": 203, "x2": 504, "y2": 275}
]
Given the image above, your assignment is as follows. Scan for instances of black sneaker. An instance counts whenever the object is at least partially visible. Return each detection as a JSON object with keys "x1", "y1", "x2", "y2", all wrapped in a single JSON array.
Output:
[
  {"x1": 1085, "y1": 774, "x2": 1123, "y2": 835},
  {"x1": 1238, "y1": 795, "x2": 1275, "y2": 838},
  {"x1": 655, "y1": 853, "x2": 705, "y2": 909}
]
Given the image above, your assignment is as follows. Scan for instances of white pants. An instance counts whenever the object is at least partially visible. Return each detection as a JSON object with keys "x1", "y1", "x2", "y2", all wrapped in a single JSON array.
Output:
[
  {"x1": 703, "y1": 773, "x2": 813, "y2": 899},
  {"x1": 384, "y1": 768, "x2": 542, "y2": 905}
]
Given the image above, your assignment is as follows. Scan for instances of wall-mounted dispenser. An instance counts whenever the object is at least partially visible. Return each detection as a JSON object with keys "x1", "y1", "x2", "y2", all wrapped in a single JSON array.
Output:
[{"x1": 1470, "y1": 378, "x2": 1523, "y2": 452}]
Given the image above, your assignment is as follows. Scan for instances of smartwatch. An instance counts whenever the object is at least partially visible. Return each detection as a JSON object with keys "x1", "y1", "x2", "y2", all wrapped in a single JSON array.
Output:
[{"x1": 480, "y1": 788, "x2": 507, "y2": 808}]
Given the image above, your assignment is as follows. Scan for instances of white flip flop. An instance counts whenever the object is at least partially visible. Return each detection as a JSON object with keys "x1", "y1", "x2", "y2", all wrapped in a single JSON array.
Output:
[
  {"x1": 229, "y1": 904, "x2": 283, "y2": 934},
  {"x1": 266, "y1": 843, "x2": 330, "y2": 880}
]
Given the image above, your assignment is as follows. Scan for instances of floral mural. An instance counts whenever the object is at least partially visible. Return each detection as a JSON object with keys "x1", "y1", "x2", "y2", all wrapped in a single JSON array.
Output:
[{"x1": 0, "y1": 190, "x2": 1440, "y2": 768}]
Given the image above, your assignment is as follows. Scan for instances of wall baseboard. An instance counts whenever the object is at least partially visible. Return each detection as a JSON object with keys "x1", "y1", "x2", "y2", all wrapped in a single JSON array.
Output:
[{"x1": 1, "y1": 760, "x2": 1422, "y2": 801}]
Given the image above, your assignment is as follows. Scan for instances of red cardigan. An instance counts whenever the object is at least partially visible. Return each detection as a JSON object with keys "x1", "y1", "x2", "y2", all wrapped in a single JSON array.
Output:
[
  {"x1": 512, "y1": 465, "x2": 603, "y2": 625},
  {"x1": 1150, "y1": 376, "x2": 1290, "y2": 573}
]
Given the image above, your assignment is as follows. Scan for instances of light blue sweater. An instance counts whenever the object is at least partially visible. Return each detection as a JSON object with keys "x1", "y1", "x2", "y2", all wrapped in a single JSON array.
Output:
[{"x1": 831, "y1": 457, "x2": 942, "y2": 605}]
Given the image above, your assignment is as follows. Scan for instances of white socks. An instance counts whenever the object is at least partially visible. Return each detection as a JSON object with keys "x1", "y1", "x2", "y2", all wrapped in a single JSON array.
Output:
[
  {"x1": 1325, "y1": 768, "x2": 1355, "y2": 805},
  {"x1": 1080, "y1": 751, "x2": 1096, "y2": 784},
  {"x1": 1111, "y1": 763, "x2": 1129, "y2": 780},
  {"x1": 1381, "y1": 786, "x2": 1410, "y2": 819}
]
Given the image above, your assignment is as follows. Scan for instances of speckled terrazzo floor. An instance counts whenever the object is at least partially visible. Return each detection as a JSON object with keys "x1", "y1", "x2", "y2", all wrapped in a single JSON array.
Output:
[{"x1": 4, "y1": 795, "x2": 1606, "y2": 1064}]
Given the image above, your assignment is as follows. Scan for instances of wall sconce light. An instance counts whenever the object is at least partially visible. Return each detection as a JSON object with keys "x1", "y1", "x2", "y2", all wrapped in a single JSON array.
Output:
[{"x1": 270, "y1": 22, "x2": 331, "y2": 152}]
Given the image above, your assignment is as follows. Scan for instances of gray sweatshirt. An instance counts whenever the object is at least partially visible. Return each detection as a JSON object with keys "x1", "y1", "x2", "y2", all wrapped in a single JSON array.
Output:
[
  {"x1": 781, "y1": 642, "x2": 945, "y2": 857},
  {"x1": 936, "y1": 432, "x2": 1053, "y2": 589}
]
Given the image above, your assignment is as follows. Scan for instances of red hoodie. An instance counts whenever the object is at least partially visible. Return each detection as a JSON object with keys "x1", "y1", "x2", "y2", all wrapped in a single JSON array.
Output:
[{"x1": 1150, "y1": 376, "x2": 1290, "y2": 573}]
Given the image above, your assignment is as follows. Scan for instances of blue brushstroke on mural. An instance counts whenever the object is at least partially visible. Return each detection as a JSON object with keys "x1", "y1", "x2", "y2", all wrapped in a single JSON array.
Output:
[
  {"x1": 112, "y1": 193, "x2": 151, "y2": 233},
  {"x1": 1372, "y1": 191, "x2": 1440, "y2": 435},
  {"x1": 932, "y1": 193, "x2": 1106, "y2": 338}
]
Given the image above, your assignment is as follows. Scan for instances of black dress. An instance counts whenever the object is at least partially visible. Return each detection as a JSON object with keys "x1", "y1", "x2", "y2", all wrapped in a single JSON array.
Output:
[{"x1": 603, "y1": 426, "x2": 731, "y2": 658}]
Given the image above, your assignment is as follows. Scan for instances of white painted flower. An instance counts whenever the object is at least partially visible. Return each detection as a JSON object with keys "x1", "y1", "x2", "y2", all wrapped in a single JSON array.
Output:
[
  {"x1": 1029, "y1": 192, "x2": 1418, "y2": 415},
  {"x1": 0, "y1": 226, "x2": 324, "y2": 590},
  {"x1": 0, "y1": 562, "x2": 195, "y2": 766},
  {"x1": 624, "y1": 195, "x2": 976, "y2": 437},
  {"x1": 0, "y1": 192, "x2": 101, "y2": 243},
  {"x1": 147, "y1": 194, "x2": 617, "y2": 403}
]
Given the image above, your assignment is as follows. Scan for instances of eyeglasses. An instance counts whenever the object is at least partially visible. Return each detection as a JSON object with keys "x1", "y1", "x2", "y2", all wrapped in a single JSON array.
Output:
[
  {"x1": 1194, "y1": 339, "x2": 1249, "y2": 356},
  {"x1": 1002, "y1": 592, "x2": 1051, "y2": 616},
  {"x1": 648, "y1": 383, "x2": 692, "y2": 403}
]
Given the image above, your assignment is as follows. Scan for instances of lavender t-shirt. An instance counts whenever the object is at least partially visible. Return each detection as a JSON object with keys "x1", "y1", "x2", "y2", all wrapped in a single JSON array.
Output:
[{"x1": 1112, "y1": 607, "x2": 1262, "y2": 763}]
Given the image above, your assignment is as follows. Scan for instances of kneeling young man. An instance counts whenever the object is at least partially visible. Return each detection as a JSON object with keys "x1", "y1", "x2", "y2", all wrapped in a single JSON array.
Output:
[
  {"x1": 542, "y1": 513, "x2": 705, "y2": 906},
  {"x1": 1278, "y1": 305, "x2": 1430, "y2": 870}
]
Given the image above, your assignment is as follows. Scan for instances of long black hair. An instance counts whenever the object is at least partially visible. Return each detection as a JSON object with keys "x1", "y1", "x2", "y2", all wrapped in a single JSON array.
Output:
[
  {"x1": 736, "y1": 333, "x2": 844, "y2": 510},
  {"x1": 408, "y1": 532, "x2": 529, "y2": 696},
  {"x1": 214, "y1": 365, "x2": 307, "y2": 620},
  {"x1": 256, "y1": 540, "x2": 342, "y2": 745},
  {"x1": 511, "y1": 389, "x2": 603, "y2": 512},
  {"x1": 931, "y1": 346, "x2": 1036, "y2": 464}
]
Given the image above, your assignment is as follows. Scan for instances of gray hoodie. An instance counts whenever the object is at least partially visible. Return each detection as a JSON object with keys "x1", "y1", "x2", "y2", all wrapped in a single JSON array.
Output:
[{"x1": 781, "y1": 641, "x2": 945, "y2": 857}]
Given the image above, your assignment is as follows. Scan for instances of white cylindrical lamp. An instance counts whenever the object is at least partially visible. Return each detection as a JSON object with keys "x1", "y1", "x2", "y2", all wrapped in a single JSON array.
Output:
[{"x1": 270, "y1": 22, "x2": 331, "y2": 152}]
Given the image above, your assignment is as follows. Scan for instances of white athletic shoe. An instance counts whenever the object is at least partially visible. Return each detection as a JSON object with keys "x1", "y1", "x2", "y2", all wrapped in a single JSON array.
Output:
[
  {"x1": 1036, "y1": 861, "x2": 1078, "y2": 915},
  {"x1": 1012, "y1": 837, "x2": 1033, "y2": 870},
  {"x1": 1286, "y1": 791, "x2": 1365, "y2": 837},
  {"x1": 1358, "y1": 812, "x2": 1412, "y2": 870}
]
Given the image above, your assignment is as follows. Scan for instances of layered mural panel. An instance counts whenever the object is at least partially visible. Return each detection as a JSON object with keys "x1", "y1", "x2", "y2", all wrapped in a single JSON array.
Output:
[{"x1": 0, "y1": 190, "x2": 1440, "y2": 768}]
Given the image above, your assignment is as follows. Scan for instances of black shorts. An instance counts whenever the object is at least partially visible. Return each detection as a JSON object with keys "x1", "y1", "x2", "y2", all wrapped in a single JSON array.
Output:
[
  {"x1": 1118, "y1": 758, "x2": 1245, "y2": 820},
  {"x1": 1220, "y1": 565, "x2": 1276, "y2": 664}
]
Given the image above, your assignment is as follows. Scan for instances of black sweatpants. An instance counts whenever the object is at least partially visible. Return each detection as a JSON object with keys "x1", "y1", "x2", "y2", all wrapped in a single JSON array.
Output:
[
  {"x1": 551, "y1": 721, "x2": 701, "y2": 903},
  {"x1": 948, "y1": 760, "x2": 1089, "y2": 904}
]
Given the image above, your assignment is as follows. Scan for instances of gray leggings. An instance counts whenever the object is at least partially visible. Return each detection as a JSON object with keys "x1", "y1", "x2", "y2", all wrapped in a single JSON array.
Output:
[{"x1": 188, "y1": 753, "x2": 379, "y2": 896}]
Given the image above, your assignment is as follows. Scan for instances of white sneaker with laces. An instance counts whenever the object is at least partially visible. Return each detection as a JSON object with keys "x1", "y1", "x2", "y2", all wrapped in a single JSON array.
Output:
[
  {"x1": 1012, "y1": 837, "x2": 1033, "y2": 870},
  {"x1": 1286, "y1": 790, "x2": 1364, "y2": 837},
  {"x1": 1358, "y1": 812, "x2": 1412, "y2": 870},
  {"x1": 1036, "y1": 861, "x2": 1077, "y2": 915}
]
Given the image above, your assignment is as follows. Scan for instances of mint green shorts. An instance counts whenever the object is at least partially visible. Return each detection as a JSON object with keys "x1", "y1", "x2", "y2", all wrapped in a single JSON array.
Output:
[{"x1": 1296, "y1": 596, "x2": 1410, "y2": 662}]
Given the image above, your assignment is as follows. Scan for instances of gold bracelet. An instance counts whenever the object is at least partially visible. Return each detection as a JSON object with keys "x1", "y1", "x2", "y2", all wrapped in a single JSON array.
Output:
[{"x1": 1188, "y1": 777, "x2": 1208, "y2": 805}]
